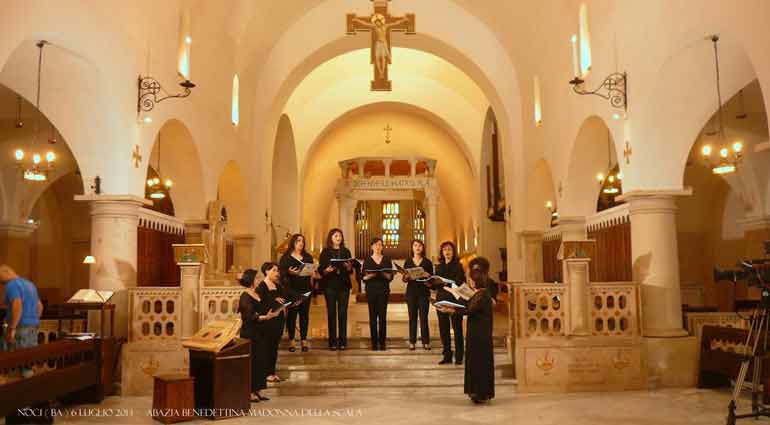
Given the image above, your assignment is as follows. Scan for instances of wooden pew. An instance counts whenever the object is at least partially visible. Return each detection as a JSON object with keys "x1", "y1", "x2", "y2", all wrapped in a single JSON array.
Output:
[
  {"x1": 698, "y1": 325, "x2": 770, "y2": 402},
  {"x1": 0, "y1": 338, "x2": 118, "y2": 418}
]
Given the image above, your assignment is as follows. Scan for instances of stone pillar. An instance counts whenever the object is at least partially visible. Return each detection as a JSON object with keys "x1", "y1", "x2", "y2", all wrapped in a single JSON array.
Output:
[
  {"x1": 0, "y1": 221, "x2": 37, "y2": 277},
  {"x1": 425, "y1": 184, "x2": 440, "y2": 261},
  {"x1": 519, "y1": 230, "x2": 544, "y2": 282},
  {"x1": 618, "y1": 189, "x2": 691, "y2": 337},
  {"x1": 179, "y1": 262, "x2": 203, "y2": 337},
  {"x1": 337, "y1": 192, "x2": 356, "y2": 256},
  {"x1": 556, "y1": 216, "x2": 586, "y2": 241},
  {"x1": 357, "y1": 160, "x2": 366, "y2": 178},
  {"x1": 564, "y1": 257, "x2": 591, "y2": 336},
  {"x1": 384, "y1": 159, "x2": 392, "y2": 177},
  {"x1": 75, "y1": 194, "x2": 149, "y2": 338},
  {"x1": 409, "y1": 159, "x2": 417, "y2": 177}
]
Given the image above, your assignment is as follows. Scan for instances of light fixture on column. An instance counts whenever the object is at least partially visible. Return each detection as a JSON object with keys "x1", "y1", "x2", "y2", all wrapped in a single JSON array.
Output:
[
  {"x1": 699, "y1": 35, "x2": 743, "y2": 175},
  {"x1": 14, "y1": 95, "x2": 23, "y2": 128},
  {"x1": 137, "y1": 75, "x2": 195, "y2": 115},
  {"x1": 14, "y1": 41, "x2": 56, "y2": 182},
  {"x1": 146, "y1": 132, "x2": 173, "y2": 200},
  {"x1": 546, "y1": 200, "x2": 558, "y2": 227},
  {"x1": 83, "y1": 255, "x2": 96, "y2": 264}
]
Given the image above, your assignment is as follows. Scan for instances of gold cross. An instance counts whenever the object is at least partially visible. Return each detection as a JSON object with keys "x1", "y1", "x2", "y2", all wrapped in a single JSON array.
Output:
[
  {"x1": 132, "y1": 145, "x2": 142, "y2": 168},
  {"x1": 623, "y1": 141, "x2": 632, "y2": 165},
  {"x1": 346, "y1": 0, "x2": 416, "y2": 91},
  {"x1": 384, "y1": 123, "x2": 392, "y2": 143}
]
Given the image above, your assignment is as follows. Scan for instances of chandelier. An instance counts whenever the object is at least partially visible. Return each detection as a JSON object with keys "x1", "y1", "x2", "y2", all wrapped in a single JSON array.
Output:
[
  {"x1": 700, "y1": 35, "x2": 742, "y2": 175},
  {"x1": 596, "y1": 129, "x2": 622, "y2": 195},
  {"x1": 147, "y1": 131, "x2": 172, "y2": 200},
  {"x1": 14, "y1": 41, "x2": 56, "y2": 182}
]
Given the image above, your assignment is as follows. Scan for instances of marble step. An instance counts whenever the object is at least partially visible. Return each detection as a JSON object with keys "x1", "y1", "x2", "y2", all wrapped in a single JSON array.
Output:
[
  {"x1": 276, "y1": 365, "x2": 512, "y2": 381},
  {"x1": 265, "y1": 376, "x2": 517, "y2": 396},
  {"x1": 275, "y1": 350, "x2": 509, "y2": 366},
  {"x1": 278, "y1": 336, "x2": 508, "y2": 349}
]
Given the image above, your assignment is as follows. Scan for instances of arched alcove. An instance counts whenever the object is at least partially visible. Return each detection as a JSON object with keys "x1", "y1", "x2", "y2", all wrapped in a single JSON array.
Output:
[
  {"x1": 479, "y1": 108, "x2": 508, "y2": 280},
  {"x1": 217, "y1": 160, "x2": 249, "y2": 235},
  {"x1": 526, "y1": 159, "x2": 557, "y2": 231},
  {"x1": 562, "y1": 116, "x2": 619, "y2": 216},
  {"x1": 271, "y1": 114, "x2": 299, "y2": 238},
  {"x1": 147, "y1": 119, "x2": 205, "y2": 220}
]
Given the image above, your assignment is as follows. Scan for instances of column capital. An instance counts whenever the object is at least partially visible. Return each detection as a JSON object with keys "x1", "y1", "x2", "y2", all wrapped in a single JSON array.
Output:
[
  {"x1": 75, "y1": 194, "x2": 151, "y2": 218},
  {"x1": 518, "y1": 230, "x2": 543, "y2": 241},
  {"x1": 737, "y1": 215, "x2": 770, "y2": 232},
  {"x1": 0, "y1": 221, "x2": 37, "y2": 236},
  {"x1": 616, "y1": 188, "x2": 692, "y2": 214}
]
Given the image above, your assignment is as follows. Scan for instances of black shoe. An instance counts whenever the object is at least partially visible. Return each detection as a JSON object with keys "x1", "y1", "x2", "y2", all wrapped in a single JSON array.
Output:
[
  {"x1": 438, "y1": 358, "x2": 452, "y2": 365},
  {"x1": 455, "y1": 358, "x2": 463, "y2": 365},
  {"x1": 288, "y1": 346, "x2": 296, "y2": 352},
  {"x1": 380, "y1": 344, "x2": 387, "y2": 351},
  {"x1": 301, "y1": 345, "x2": 309, "y2": 353},
  {"x1": 257, "y1": 394, "x2": 270, "y2": 401},
  {"x1": 329, "y1": 345, "x2": 337, "y2": 351},
  {"x1": 409, "y1": 343, "x2": 416, "y2": 351},
  {"x1": 423, "y1": 343, "x2": 431, "y2": 350},
  {"x1": 338, "y1": 344, "x2": 346, "y2": 351}
]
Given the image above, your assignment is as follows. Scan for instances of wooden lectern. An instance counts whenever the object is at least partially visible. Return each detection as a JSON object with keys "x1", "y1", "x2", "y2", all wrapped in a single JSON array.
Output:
[{"x1": 183, "y1": 319, "x2": 250, "y2": 420}]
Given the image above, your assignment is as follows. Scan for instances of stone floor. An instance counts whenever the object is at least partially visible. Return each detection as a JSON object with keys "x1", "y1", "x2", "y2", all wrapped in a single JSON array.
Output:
[{"x1": 12, "y1": 388, "x2": 760, "y2": 424}]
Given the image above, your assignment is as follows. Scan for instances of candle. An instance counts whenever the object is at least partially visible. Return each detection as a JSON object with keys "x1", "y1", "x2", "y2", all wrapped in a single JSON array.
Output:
[{"x1": 571, "y1": 34, "x2": 579, "y2": 78}]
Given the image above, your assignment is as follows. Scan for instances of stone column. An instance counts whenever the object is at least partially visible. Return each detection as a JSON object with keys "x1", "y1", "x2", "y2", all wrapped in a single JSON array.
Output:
[
  {"x1": 563, "y1": 256, "x2": 592, "y2": 336},
  {"x1": 425, "y1": 184, "x2": 440, "y2": 261},
  {"x1": 384, "y1": 159, "x2": 393, "y2": 177},
  {"x1": 556, "y1": 216, "x2": 586, "y2": 241},
  {"x1": 179, "y1": 262, "x2": 203, "y2": 337},
  {"x1": 184, "y1": 219, "x2": 207, "y2": 244},
  {"x1": 618, "y1": 189, "x2": 691, "y2": 337},
  {"x1": 336, "y1": 192, "x2": 356, "y2": 256},
  {"x1": 519, "y1": 230, "x2": 544, "y2": 282},
  {"x1": 0, "y1": 221, "x2": 37, "y2": 277},
  {"x1": 75, "y1": 194, "x2": 149, "y2": 338}
]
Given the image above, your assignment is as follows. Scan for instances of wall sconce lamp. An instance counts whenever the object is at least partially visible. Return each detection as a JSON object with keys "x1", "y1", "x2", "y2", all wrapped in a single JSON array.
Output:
[
  {"x1": 137, "y1": 75, "x2": 195, "y2": 114},
  {"x1": 83, "y1": 255, "x2": 96, "y2": 264}
]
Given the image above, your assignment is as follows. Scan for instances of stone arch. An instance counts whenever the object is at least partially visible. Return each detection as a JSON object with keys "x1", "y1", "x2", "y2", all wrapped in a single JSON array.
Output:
[
  {"x1": 562, "y1": 115, "x2": 617, "y2": 217},
  {"x1": 526, "y1": 159, "x2": 558, "y2": 231},
  {"x1": 628, "y1": 33, "x2": 758, "y2": 191},
  {"x1": 271, "y1": 114, "x2": 299, "y2": 235},
  {"x1": 147, "y1": 119, "x2": 205, "y2": 220},
  {"x1": 217, "y1": 160, "x2": 250, "y2": 235}
]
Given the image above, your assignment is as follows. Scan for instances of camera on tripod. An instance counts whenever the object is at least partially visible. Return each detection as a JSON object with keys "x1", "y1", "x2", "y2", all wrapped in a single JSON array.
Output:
[{"x1": 714, "y1": 241, "x2": 770, "y2": 295}]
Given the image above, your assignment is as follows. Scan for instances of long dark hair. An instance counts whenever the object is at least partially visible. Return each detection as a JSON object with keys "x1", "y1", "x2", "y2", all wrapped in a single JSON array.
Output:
[
  {"x1": 438, "y1": 241, "x2": 458, "y2": 264},
  {"x1": 468, "y1": 257, "x2": 490, "y2": 289},
  {"x1": 325, "y1": 228, "x2": 346, "y2": 249},
  {"x1": 284, "y1": 233, "x2": 309, "y2": 257},
  {"x1": 410, "y1": 239, "x2": 426, "y2": 259},
  {"x1": 369, "y1": 237, "x2": 384, "y2": 256}
]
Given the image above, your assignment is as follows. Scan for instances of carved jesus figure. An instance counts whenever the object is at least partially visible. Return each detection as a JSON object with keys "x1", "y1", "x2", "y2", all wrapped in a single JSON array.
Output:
[{"x1": 351, "y1": 13, "x2": 409, "y2": 77}]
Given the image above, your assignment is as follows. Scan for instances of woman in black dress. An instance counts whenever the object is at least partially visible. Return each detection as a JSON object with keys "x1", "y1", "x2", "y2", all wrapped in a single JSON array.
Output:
[
  {"x1": 256, "y1": 262, "x2": 292, "y2": 383},
  {"x1": 317, "y1": 228, "x2": 355, "y2": 350},
  {"x1": 361, "y1": 237, "x2": 394, "y2": 351},
  {"x1": 279, "y1": 233, "x2": 314, "y2": 352},
  {"x1": 238, "y1": 269, "x2": 279, "y2": 402},
  {"x1": 434, "y1": 241, "x2": 466, "y2": 365},
  {"x1": 402, "y1": 239, "x2": 433, "y2": 350},
  {"x1": 437, "y1": 256, "x2": 495, "y2": 404}
]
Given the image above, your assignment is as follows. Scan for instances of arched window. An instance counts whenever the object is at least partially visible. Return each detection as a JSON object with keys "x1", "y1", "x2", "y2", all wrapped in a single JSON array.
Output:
[
  {"x1": 382, "y1": 201, "x2": 400, "y2": 248},
  {"x1": 177, "y1": 10, "x2": 192, "y2": 80},
  {"x1": 231, "y1": 74, "x2": 239, "y2": 126},
  {"x1": 533, "y1": 76, "x2": 543, "y2": 126},
  {"x1": 579, "y1": 3, "x2": 592, "y2": 77}
]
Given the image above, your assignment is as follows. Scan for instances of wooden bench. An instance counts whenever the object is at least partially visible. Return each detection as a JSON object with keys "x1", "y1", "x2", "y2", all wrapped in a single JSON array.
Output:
[
  {"x1": 698, "y1": 325, "x2": 770, "y2": 402},
  {"x1": 0, "y1": 338, "x2": 119, "y2": 420}
]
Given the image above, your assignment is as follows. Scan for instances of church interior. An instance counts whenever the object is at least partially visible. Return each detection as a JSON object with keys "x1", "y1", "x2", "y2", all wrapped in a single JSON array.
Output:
[{"x1": 1, "y1": 0, "x2": 770, "y2": 423}]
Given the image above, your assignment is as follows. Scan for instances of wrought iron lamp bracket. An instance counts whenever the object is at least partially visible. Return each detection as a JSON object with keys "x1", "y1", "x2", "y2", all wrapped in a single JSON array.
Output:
[
  {"x1": 569, "y1": 72, "x2": 627, "y2": 111},
  {"x1": 137, "y1": 75, "x2": 195, "y2": 113}
]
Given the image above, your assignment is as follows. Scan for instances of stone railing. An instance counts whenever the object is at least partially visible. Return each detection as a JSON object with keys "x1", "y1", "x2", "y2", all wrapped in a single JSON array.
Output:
[
  {"x1": 685, "y1": 311, "x2": 749, "y2": 341},
  {"x1": 128, "y1": 287, "x2": 183, "y2": 343},
  {"x1": 37, "y1": 318, "x2": 86, "y2": 344},
  {"x1": 199, "y1": 286, "x2": 245, "y2": 328},
  {"x1": 590, "y1": 282, "x2": 640, "y2": 337},
  {"x1": 138, "y1": 208, "x2": 185, "y2": 235},
  {"x1": 514, "y1": 283, "x2": 567, "y2": 338},
  {"x1": 339, "y1": 156, "x2": 437, "y2": 178},
  {"x1": 585, "y1": 203, "x2": 630, "y2": 232}
]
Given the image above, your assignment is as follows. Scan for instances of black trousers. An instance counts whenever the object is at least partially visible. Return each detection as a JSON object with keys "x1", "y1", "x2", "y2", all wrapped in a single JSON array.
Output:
[
  {"x1": 285, "y1": 300, "x2": 311, "y2": 340},
  {"x1": 367, "y1": 291, "x2": 389, "y2": 347},
  {"x1": 406, "y1": 289, "x2": 431, "y2": 344},
  {"x1": 266, "y1": 315, "x2": 284, "y2": 375},
  {"x1": 324, "y1": 287, "x2": 349, "y2": 346},
  {"x1": 437, "y1": 310, "x2": 464, "y2": 361}
]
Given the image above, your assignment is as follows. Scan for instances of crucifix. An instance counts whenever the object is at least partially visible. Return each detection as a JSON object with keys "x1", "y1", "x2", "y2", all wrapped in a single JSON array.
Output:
[
  {"x1": 132, "y1": 145, "x2": 143, "y2": 168},
  {"x1": 346, "y1": 0, "x2": 416, "y2": 91},
  {"x1": 384, "y1": 123, "x2": 392, "y2": 144},
  {"x1": 623, "y1": 141, "x2": 632, "y2": 165}
]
